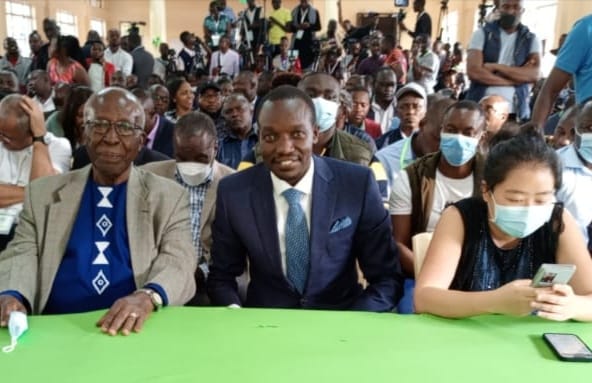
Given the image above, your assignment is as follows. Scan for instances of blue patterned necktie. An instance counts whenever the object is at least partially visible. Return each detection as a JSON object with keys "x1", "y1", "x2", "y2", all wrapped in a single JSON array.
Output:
[{"x1": 282, "y1": 188, "x2": 310, "y2": 294}]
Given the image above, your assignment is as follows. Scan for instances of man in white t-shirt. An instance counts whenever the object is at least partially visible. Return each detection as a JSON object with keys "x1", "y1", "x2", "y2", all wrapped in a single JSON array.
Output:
[
  {"x1": 407, "y1": 34, "x2": 439, "y2": 94},
  {"x1": 389, "y1": 100, "x2": 486, "y2": 279},
  {"x1": 0, "y1": 94, "x2": 71, "y2": 250},
  {"x1": 465, "y1": 0, "x2": 541, "y2": 121}
]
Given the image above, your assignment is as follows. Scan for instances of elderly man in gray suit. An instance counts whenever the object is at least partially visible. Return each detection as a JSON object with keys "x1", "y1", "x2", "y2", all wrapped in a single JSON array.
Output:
[
  {"x1": 142, "y1": 111, "x2": 234, "y2": 304},
  {"x1": 0, "y1": 87, "x2": 196, "y2": 336}
]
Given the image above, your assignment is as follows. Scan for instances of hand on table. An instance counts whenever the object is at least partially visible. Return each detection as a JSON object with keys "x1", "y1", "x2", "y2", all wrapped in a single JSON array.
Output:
[
  {"x1": 97, "y1": 293, "x2": 154, "y2": 336},
  {"x1": 532, "y1": 284, "x2": 580, "y2": 321},
  {"x1": 0, "y1": 295, "x2": 26, "y2": 327}
]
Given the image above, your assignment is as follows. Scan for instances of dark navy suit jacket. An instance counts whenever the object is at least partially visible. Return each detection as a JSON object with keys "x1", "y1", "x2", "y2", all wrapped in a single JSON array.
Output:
[
  {"x1": 207, "y1": 156, "x2": 404, "y2": 312},
  {"x1": 150, "y1": 116, "x2": 175, "y2": 158}
]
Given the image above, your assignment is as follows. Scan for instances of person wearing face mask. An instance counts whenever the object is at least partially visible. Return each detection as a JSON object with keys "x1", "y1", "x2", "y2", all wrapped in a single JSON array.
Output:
[
  {"x1": 415, "y1": 126, "x2": 592, "y2": 321},
  {"x1": 390, "y1": 101, "x2": 486, "y2": 312},
  {"x1": 556, "y1": 100, "x2": 592, "y2": 254},
  {"x1": 466, "y1": 0, "x2": 541, "y2": 122},
  {"x1": 142, "y1": 111, "x2": 234, "y2": 305}
]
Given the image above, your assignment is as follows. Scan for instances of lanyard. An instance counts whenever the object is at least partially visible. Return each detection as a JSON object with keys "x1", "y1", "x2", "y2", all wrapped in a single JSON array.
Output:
[
  {"x1": 399, "y1": 137, "x2": 413, "y2": 170},
  {"x1": 246, "y1": 8, "x2": 256, "y2": 24},
  {"x1": 300, "y1": 8, "x2": 309, "y2": 24},
  {"x1": 329, "y1": 60, "x2": 339, "y2": 74}
]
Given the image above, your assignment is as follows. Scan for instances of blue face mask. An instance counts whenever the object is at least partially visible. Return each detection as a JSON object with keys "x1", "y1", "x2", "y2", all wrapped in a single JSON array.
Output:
[
  {"x1": 575, "y1": 130, "x2": 592, "y2": 164},
  {"x1": 490, "y1": 193, "x2": 555, "y2": 239},
  {"x1": 440, "y1": 133, "x2": 479, "y2": 166}
]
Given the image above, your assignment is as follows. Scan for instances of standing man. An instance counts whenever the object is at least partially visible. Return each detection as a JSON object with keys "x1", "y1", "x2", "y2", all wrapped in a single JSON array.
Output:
[
  {"x1": 105, "y1": 29, "x2": 134, "y2": 76},
  {"x1": 399, "y1": 0, "x2": 432, "y2": 39},
  {"x1": 128, "y1": 33, "x2": 155, "y2": 89},
  {"x1": 142, "y1": 112, "x2": 235, "y2": 305},
  {"x1": 28, "y1": 31, "x2": 44, "y2": 72},
  {"x1": 241, "y1": 0, "x2": 265, "y2": 55},
  {"x1": 209, "y1": 36, "x2": 240, "y2": 79},
  {"x1": 31, "y1": 18, "x2": 59, "y2": 72},
  {"x1": 0, "y1": 37, "x2": 32, "y2": 90},
  {"x1": 291, "y1": 0, "x2": 321, "y2": 70},
  {"x1": 466, "y1": 0, "x2": 540, "y2": 122},
  {"x1": 532, "y1": 15, "x2": 592, "y2": 128},
  {"x1": 268, "y1": 0, "x2": 292, "y2": 55},
  {"x1": 0, "y1": 88, "x2": 196, "y2": 330},
  {"x1": 407, "y1": 34, "x2": 440, "y2": 94},
  {"x1": 207, "y1": 85, "x2": 403, "y2": 311}
]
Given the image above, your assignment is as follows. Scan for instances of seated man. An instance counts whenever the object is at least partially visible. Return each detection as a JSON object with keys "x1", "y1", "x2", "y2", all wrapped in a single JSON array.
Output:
[
  {"x1": 142, "y1": 111, "x2": 234, "y2": 304},
  {"x1": 0, "y1": 88, "x2": 196, "y2": 335},
  {"x1": 390, "y1": 101, "x2": 486, "y2": 311},
  {"x1": 0, "y1": 95, "x2": 71, "y2": 250},
  {"x1": 0, "y1": 70, "x2": 19, "y2": 100},
  {"x1": 377, "y1": 95, "x2": 454, "y2": 189},
  {"x1": 479, "y1": 94, "x2": 509, "y2": 151},
  {"x1": 557, "y1": 100, "x2": 592, "y2": 252},
  {"x1": 347, "y1": 86, "x2": 382, "y2": 139},
  {"x1": 217, "y1": 93, "x2": 258, "y2": 169},
  {"x1": 375, "y1": 82, "x2": 428, "y2": 149},
  {"x1": 27, "y1": 70, "x2": 56, "y2": 118},
  {"x1": 207, "y1": 86, "x2": 404, "y2": 311},
  {"x1": 132, "y1": 88, "x2": 175, "y2": 158},
  {"x1": 551, "y1": 105, "x2": 576, "y2": 150}
]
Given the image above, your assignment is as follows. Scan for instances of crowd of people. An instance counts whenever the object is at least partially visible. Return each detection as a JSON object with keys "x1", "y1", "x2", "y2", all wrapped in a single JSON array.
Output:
[{"x1": 0, "y1": 0, "x2": 592, "y2": 335}]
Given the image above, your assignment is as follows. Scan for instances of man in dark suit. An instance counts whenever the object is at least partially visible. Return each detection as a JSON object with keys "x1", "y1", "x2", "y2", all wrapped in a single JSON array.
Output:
[
  {"x1": 133, "y1": 88, "x2": 174, "y2": 157},
  {"x1": 207, "y1": 85, "x2": 404, "y2": 312},
  {"x1": 399, "y1": 0, "x2": 432, "y2": 39},
  {"x1": 128, "y1": 33, "x2": 155, "y2": 89}
]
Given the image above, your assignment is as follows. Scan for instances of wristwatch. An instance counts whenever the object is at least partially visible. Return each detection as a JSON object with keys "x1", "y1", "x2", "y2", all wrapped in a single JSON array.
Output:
[
  {"x1": 136, "y1": 288, "x2": 163, "y2": 311},
  {"x1": 32, "y1": 134, "x2": 49, "y2": 145}
]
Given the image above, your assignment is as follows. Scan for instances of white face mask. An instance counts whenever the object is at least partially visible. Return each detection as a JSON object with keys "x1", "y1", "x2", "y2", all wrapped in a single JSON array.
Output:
[
  {"x1": 177, "y1": 162, "x2": 212, "y2": 186},
  {"x1": 2, "y1": 311, "x2": 28, "y2": 353}
]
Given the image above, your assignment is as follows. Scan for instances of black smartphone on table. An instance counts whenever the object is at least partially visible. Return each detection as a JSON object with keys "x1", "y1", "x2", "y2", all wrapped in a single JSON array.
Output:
[{"x1": 543, "y1": 333, "x2": 592, "y2": 362}]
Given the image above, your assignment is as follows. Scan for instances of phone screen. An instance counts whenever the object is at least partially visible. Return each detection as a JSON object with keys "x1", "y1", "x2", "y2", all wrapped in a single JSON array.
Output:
[{"x1": 544, "y1": 334, "x2": 592, "y2": 359}]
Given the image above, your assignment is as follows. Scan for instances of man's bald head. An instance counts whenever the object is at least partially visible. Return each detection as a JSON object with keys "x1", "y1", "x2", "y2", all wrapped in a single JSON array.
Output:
[
  {"x1": 0, "y1": 94, "x2": 30, "y2": 134},
  {"x1": 84, "y1": 87, "x2": 145, "y2": 130},
  {"x1": 480, "y1": 95, "x2": 510, "y2": 134}
]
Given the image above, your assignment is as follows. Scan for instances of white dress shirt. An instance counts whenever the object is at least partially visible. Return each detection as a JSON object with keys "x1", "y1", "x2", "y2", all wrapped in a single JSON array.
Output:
[
  {"x1": 371, "y1": 100, "x2": 397, "y2": 134},
  {"x1": 0, "y1": 133, "x2": 71, "y2": 221},
  {"x1": 209, "y1": 49, "x2": 240, "y2": 78},
  {"x1": 270, "y1": 160, "x2": 315, "y2": 275},
  {"x1": 104, "y1": 47, "x2": 133, "y2": 76}
]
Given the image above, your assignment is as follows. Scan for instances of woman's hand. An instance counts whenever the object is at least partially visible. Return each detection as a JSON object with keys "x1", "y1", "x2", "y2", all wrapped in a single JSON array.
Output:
[
  {"x1": 532, "y1": 284, "x2": 581, "y2": 321},
  {"x1": 492, "y1": 279, "x2": 540, "y2": 316}
]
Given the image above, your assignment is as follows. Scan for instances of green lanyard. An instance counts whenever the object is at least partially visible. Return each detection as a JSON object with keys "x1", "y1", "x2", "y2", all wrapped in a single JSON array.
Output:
[{"x1": 399, "y1": 137, "x2": 413, "y2": 170}]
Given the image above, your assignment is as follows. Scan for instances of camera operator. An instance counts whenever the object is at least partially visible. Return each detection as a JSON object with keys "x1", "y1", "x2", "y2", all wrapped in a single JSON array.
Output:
[
  {"x1": 343, "y1": 39, "x2": 365, "y2": 75},
  {"x1": 398, "y1": 0, "x2": 432, "y2": 39},
  {"x1": 177, "y1": 31, "x2": 210, "y2": 77}
]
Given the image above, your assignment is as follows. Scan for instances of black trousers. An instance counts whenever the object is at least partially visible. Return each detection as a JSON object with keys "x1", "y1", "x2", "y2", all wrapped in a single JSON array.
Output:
[{"x1": 0, "y1": 224, "x2": 16, "y2": 252}]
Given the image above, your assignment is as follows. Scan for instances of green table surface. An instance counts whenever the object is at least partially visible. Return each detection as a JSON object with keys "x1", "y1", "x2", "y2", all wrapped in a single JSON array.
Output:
[{"x1": 1, "y1": 307, "x2": 590, "y2": 382}]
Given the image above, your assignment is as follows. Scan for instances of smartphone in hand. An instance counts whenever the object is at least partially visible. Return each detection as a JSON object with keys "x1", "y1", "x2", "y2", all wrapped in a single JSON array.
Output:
[{"x1": 531, "y1": 264, "x2": 576, "y2": 288}]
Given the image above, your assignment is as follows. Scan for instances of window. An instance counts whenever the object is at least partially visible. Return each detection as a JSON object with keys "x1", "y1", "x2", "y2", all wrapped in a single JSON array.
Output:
[
  {"x1": 90, "y1": 19, "x2": 106, "y2": 39},
  {"x1": 89, "y1": 0, "x2": 103, "y2": 8},
  {"x1": 56, "y1": 11, "x2": 78, "y2": 38},
  {"x1": 5, "y1": 1, "x2": 36, "y2": 57}
]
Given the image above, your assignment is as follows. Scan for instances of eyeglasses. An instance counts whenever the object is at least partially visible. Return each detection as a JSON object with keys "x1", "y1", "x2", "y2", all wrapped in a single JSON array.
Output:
[
  {"x1": 152, "y1": 95, "x2": 169, "y2": 103},
  {"x1": 86, "y1": 119, "x2": 142, "y2": 137}
]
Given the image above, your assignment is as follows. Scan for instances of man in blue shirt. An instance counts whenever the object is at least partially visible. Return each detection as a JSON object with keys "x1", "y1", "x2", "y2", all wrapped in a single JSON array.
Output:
[
  {"x1": 0, "y1": 88, "x2": 196, "y2": 335},
  {"x1": 217, "y1": 93, "x2": 258, "y2": 169},
  {"x1": 532, "y1": 14, "x2": 592, "y2": 128},
  {"x1": 556, "y1": 100, "x2": 592, "y2": 251}
]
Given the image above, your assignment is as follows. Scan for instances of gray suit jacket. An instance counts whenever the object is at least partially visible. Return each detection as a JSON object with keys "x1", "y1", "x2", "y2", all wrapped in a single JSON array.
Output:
[
  {"x1": 141, "y1": 160, "x2": 235, "y2": 264},
  {"x1": 0, "y1": 166, "x2": 196, "y2": 313}
]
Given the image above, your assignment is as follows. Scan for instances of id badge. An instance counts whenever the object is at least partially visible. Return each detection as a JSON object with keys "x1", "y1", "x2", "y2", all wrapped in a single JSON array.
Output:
[
  {"x1": 246, "y1": 30, "x2": 254, "y2": 42},
  {"x1": 211, "y1": 34, "x2": 221, "y2": 47},
  {"x1": 0, "y1": 214, "x2": 15, "y2": 235},
  {"x1": 295, "y1": 30, "x2": 304, "y2": 40}
]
